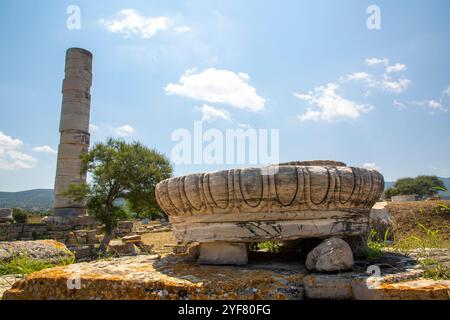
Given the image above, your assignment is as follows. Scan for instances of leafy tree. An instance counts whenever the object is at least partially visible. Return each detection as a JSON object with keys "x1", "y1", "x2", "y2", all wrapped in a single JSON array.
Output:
[
  {"x1": 65, "y1": 138, "x2": 172, "y2": 251},
  {"x1": 384, "y1": 175, "x2": 447, "y2": 199},
  {"x1": 12, "y1": 208, "x2": 28, "y2": 223}
]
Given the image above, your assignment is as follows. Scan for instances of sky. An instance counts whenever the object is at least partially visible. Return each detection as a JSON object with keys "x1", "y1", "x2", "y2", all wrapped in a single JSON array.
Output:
[{"x1": 0, "y1": 0, "x2": 449, "y2": 191}]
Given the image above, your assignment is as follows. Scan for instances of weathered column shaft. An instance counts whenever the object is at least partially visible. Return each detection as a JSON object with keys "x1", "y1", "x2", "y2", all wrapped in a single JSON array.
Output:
[{"x1": 53, "y1": 48, "x2": 92, "y2": 218}]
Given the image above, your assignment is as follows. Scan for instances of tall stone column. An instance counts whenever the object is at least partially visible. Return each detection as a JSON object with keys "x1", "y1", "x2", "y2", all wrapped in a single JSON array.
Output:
[{"x1": 53, "y1": 48, "x2": 93, "y2": 221}]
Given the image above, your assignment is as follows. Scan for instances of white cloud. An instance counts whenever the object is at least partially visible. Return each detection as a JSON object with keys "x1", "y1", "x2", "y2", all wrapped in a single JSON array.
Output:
[
  {"x1": 295, "y1": 83, "x2": 373, "y2": 122},
  {"x1": 0, "y1": 131, "x2": 37, "y2": 170},
  {"x1": 197, "y1": 104, "x2": 231, "y2": 122},
  {"x1": 365, "y1": 58, "x2": 389, "y2": 66},
  {"x1": 89, "y1": 124, "x2": 99, "y2": 132},
  {"x1": 32, "y1": 145, "x2": 57, "y2": 154},
  {"x1": 175, "y1": 26, "x2": 191, "y2": 33},
  {"x1": 444, "y1": 85, "x2": 450, "y2": 96},
  {"x1": 428, "y1": 100, "x2": 443, "y2": 109},
  {"x1": 340, "y1": 72, "x2": 372, "y2": 82},
  {"x1": 409, "y1": 100, "x2": 447, "y2": 112},
  {"x1": 386, "y1": 63, "x2": 406, "y2": 73},
  {"x1": 393, "y1": 99, "x2": 407, "y2": 110},
  {"x1": 362, "y1": 162, "x2": 381, "y2": 171},
  {"x1": 100, "y1": 9, "x2": 169, "y2": 39},
  {"x1": 165, "y1": 68, "x2": 265, "y2": 111},
  {"x1": 115, "y1": 125, "x2": 135, "y2": 137},
  {"x1": 382, "y1": 76, "x2": 411, "y2": 93}
]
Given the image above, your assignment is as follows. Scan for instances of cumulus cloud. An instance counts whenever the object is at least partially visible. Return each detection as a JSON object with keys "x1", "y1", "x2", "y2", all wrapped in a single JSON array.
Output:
[
  {"x1": 365, "y1": 58, "x2": 389, "y2": 66},
  {"x1": 0, "y1": 131, "x2": 37, "y2": 170},
  {"x1": 382, "y1": 76, "x2": 411, "y2": 93},
  {"x1": 393, "y1": 83, "x2": 449, "y2": 114},
  {"x1": 32, "y1": 145, "x2": 57, "y2": 154},
  {"x1": 409, "y1": 100, "x2": 447, "y2": 112},
  {"x1": 386, "y1": 63, "x2": 407, "y2": 73},
  {"x1": 115, "y1": 125, "x2": 135, "y2": 137},
  {"x1": 340, "y1": 72, "x2": 372, "y2": 82},
  {"x1": 165, "y1": 68, "x2": 265, "y2": 111},
  {"x1": 362, "y1": 162, "x2": 381, "y2": 171},
  {"x1": 175, "y1": 26, "x2": 191, "y2": 33},
  {"x1": 196, "y1": 104, "x2": 231, "y2": 122},
  {"x1": 444, "y1": 85, "x2": 450, "y2": 96},
  {"x1": 295, "y1": 83, "x2": 373, "y2": 122},
  {"x1": 100, "y1": 9, "x2": 169, "y2": 39}
]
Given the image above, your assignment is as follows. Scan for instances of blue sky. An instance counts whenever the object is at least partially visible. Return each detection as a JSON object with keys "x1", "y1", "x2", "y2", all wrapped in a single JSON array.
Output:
[{"x1": 0, "y1": 0, "x2": 449, "y2": 191}]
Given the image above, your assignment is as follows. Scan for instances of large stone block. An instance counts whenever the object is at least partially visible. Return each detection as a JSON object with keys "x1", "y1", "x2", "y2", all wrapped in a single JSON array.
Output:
[
  {"x1": 197, "y1": 242, "x2": 248, "y2": 265},
  {"x1": 0, "y1": 209, "x2": 13, "y2": 223}
]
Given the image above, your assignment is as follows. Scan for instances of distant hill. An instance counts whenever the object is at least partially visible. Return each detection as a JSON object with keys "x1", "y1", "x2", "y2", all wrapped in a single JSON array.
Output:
[
  {"x1": 0, "y1": 189, "x2": 53, "y2": 210},
  {"x1": 0, "y1": 176, "x2": 449, "y2": 210},
  {"x1": 384, "y1": 177, "x2": 450, "y2": 199}
]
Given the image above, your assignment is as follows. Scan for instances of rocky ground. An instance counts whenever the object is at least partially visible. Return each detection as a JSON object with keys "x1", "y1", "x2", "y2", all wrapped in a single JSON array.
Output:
[
  {"x1": 2, "y1": 248, "x2": 449, "y2": 300},
  {"x1": 0, "y1": 275, "x2": 22, "y2": 297},
  {"x1": 1, "y1": 202, "x2": 449, "y2": 300}
]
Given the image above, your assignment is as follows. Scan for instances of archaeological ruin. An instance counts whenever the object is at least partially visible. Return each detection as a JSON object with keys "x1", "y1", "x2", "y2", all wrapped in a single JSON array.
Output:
[
  {"x1": 53, "y1": 48, "x2": 93, "y2": 222},
  {"x1": 155, "y1": 160, "x2": 385, "y2": 264}
]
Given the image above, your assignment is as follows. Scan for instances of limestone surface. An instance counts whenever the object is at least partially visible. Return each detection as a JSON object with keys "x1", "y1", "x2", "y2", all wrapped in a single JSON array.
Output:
[
  {"x1": 305, "y1": 237, "x2": 354, "y2": 272},
  {"x1": 197, "y1": 242, "x2": 248, "y2": 265},
  {"x1": 3, "y1": 250, "x2": 449, "y2": 300},
  {"x1": 0, "y1": 240, "x2": 74, "y2": 264},
  {"x1": 369, "y1": 201, "x2": 393, "y2": 240},
  {"x1": 2, "y1": 255, "x2": 306, "y2": 300}
]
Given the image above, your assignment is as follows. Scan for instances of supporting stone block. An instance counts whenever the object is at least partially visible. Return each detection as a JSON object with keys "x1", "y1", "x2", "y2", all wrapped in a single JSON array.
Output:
[{"x1": 197, "y1": 242, "x2": 248, "y2": 265}]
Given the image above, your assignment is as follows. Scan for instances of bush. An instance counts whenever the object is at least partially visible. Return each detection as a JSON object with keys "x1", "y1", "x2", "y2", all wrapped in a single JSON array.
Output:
[{"x1": 12, "y1": 208, "x2": 28, "y2": 223}]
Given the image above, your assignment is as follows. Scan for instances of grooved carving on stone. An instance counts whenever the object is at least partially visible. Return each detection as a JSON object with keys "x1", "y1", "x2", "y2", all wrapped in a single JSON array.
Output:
[{"x1": 156, "y1": 161, "x2": 384, "y2": 243}]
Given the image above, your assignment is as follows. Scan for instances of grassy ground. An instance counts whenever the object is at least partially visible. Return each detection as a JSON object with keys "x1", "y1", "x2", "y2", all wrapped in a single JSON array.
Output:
[
  {"x1": 0, "y1": 255, "x2": 75, "y2": 276},
  {"x1": 368, "y1": 200, "x2": 450, "y2": 280},
  {"x1": 387, "y1": 200, "x2": 450, "y2": 247}
]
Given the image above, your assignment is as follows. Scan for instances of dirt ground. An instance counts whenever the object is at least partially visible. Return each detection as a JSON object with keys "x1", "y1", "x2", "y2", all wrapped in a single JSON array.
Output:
[
  {"x1": 140, "y1": 231, "x2": 177, "y2": 254},
  {"x1": 387, "y1": 200, "x2": 450, "y2": 244}
]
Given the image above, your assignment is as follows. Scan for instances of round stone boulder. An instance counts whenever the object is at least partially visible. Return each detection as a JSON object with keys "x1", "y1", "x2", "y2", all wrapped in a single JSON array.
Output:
[{"x1": 305, "y1": 237, "x2": 354, "y2": 272}]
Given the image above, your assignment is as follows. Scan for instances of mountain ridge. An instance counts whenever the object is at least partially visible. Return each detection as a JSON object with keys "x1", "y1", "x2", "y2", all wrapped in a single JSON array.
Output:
[{"x1": 1, "y1": 177, "x2": 449, "y2": 209}]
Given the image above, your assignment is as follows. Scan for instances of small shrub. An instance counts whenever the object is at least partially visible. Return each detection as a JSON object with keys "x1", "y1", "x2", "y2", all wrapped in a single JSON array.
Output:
[{"x1": 12, "y1": 208, "x2": 28, "y2": 223}]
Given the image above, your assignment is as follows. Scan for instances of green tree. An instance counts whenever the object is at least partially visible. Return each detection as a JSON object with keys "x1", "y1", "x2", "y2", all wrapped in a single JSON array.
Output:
[
  {"x1": 384, "y1": 175, "x2": 447, "y2": 199},
  {"x1": 65, "y1": 138, "x2": 172, "y2": 251},
  {"x1": 12, "y1": 208, "x2": 28, "y2": 223}
]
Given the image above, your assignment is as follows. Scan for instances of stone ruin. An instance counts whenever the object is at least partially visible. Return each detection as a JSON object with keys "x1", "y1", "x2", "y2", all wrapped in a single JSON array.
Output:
[
  {"x1": 2, "y1": 48, "x2": 450, "y2": 301},
  {"x1": 52, "y1": 48, "x2": 93, "y2": 223},
  {"x1": 156, "y1": 160, "x2": 384, "y2": 265}
]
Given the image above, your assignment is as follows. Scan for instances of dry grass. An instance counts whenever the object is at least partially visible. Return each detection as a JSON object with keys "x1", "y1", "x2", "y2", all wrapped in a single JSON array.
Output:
[
  {"x1": 387, "y1": 200, "x2": 450, "y2": 246},
  {"x1": 140, "y1": 231, "x2": 177, "y2": 254}
]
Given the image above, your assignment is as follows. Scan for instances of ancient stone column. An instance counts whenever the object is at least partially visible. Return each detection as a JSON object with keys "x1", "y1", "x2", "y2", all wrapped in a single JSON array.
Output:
[{"x1": 53, "y1": 48, "x2": 92, "y2": 221}]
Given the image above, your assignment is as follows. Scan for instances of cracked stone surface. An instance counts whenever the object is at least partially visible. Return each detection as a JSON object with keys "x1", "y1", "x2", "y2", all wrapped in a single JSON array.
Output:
[{"x1": 2, "y1": 249, "x2": 449, "y2": 300}]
